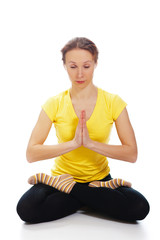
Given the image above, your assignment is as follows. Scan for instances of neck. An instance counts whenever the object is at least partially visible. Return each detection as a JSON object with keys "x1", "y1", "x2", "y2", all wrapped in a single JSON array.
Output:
[{"x1": 69, "y1": 83, "x2": 98, "y2": 101}]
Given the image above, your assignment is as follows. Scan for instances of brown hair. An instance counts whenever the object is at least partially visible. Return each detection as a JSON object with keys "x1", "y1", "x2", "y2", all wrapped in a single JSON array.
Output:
[{"x1": 61, "y1": 37, "x2": 99, "y2": 64}]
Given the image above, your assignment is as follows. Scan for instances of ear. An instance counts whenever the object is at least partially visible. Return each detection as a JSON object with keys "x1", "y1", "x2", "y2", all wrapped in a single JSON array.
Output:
[
  {"x1": 63, "y1": 63, "x2": 67, "y2": 70},
  {"x1": 94, "y1": 61, "x2": 98, "y2": 69}
]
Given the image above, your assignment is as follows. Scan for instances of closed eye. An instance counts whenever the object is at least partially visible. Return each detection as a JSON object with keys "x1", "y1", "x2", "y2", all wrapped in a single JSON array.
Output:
[{"x1": 70, "y1": 66, "x2": 90, "y2": 69}]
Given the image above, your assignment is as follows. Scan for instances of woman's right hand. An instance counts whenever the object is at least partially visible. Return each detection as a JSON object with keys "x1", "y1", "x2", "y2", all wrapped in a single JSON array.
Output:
[{"x1": 72, "y1": 112, "x2": 83, "y2": 148}]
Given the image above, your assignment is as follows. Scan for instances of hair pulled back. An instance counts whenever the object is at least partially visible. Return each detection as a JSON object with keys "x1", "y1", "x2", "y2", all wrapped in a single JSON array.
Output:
[{"x1": 61, "y1": 37, "x2": 99, "y2": 64}]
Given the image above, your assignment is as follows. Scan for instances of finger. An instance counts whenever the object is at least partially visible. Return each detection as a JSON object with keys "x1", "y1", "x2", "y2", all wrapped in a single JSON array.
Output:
[
  {"x1": 81, "y1": 110, "x2": 84, "y2": 115},
  {"x1": 82, "y1": 118, "x2": 84, "y2": 126},
  {"x1": 82, "y1": 110, "x2": 86, "y2": 120},
  {"x1": 80, "y1": 111, "x2": 83, "y2": 128},
  {"x1": 83, "y1": 118, "x2": 86, "y2": 129},
  {"x1": 84, "y1": 112, "x2": 87, "y2": 126},
  {"x1": 81, "y1": 110, "x2": 83, "y2": 119},
  {"x1": 83, "y1": 110, "x2": 85, "y2": 120},
  {"x1": 80, "y1": 117, "x2": 83, "y2": 128}
]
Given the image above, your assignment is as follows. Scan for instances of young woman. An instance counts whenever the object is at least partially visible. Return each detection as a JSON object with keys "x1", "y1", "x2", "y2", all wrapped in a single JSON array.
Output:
[{"x1": 16, "y1": 37, "x2": 150, "y2": 223}]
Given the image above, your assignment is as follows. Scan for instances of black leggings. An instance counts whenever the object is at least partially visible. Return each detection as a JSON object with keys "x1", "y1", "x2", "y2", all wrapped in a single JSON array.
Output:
[{"x1": 16, "y1": 174, "x2": 150, "y2": 223}]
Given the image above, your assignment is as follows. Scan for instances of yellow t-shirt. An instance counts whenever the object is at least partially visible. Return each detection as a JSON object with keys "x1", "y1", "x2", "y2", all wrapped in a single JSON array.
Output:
[{"x1": 42, "y1": 87, "x2": 127, "y2": 183}]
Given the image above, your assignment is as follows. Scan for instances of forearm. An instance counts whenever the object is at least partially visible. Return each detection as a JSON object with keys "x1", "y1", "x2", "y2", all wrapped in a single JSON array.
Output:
[
  {"x1": 88, "y1": 140, "x2": 137, "y2": 163},
  {"x1": 26, "y1": 140, "x2": 78, "y2": 163}
]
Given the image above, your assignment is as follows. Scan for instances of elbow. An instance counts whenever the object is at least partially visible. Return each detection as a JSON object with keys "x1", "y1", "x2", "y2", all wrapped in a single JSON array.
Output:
[
  {"x1": 26, "y1": 147, "x2": 34, "y2": 163},
  {"x1": 130, "y1": 155, "x2": 137, "y2": 163},
  {"x1": 130, "y1": 147, "x2": 138, "y2": 163},
  {"x1": 26, "y1": 153, "x2": 33, "y2": 163},
  {"x1": 27, "y1": 156, "x2": 33, "y2": 163}
]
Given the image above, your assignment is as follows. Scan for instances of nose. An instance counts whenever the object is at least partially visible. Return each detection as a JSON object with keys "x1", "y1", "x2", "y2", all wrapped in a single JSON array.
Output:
[{"x1": 77, "y1": 67, "x2": 84, "y2": 78}]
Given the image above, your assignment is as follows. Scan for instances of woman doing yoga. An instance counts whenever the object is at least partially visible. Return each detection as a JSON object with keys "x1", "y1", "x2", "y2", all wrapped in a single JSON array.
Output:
[{"x1": 16, "y1": 37, "x2": 150, "y2": 223}]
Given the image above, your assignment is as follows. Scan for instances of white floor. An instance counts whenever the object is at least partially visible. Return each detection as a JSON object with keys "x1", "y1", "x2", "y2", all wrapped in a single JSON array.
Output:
[
  {"x1": 19, "y1": 214, "x2": 149, "y2": 240},
  {"x1": 2, "y1": 197, "x2": 158, "y2": 240}
]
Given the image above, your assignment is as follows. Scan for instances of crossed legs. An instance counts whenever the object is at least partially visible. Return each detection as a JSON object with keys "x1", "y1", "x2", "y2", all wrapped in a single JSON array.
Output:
[
  {"x1": 17, "y1": 174, "x2": 150, "y2": 223},
  {"x1": 16, "y1": 183, "x2": 84, "y2": 223}
]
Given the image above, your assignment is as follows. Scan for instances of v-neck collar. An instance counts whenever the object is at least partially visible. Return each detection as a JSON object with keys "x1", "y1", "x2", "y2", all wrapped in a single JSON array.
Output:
[{"x1": 68, "y1": 87, "x2": 100, "y2": 123}]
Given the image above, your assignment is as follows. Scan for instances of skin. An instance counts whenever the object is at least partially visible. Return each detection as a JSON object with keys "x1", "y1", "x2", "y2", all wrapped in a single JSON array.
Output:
[
  {"x1": 64, "y1": 49, "x2": 138, "y2": 163},
  {"x1": 64, "y1": 48, "x2": 98, "y2": 147},
  {"x1": 26, "y1": 48, "x2": 138, "y2": 163},
  {"x1": 64, "y1": 48, "x2": 97, "y2": 101}
]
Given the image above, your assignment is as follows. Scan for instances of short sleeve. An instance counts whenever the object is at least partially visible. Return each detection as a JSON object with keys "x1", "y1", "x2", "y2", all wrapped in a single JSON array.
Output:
[
  {"x1": 112, "y1": 94, "x2": 127, "y2": 121},
  {"x1": 41, "y1": 96, "x2": 58, "y2": 122}
]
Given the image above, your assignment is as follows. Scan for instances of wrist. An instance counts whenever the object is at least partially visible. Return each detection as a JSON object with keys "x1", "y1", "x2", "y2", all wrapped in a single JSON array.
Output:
[
  {"x1": 70, "y1": 140, "x2": 80, "y2": 149},
  {"x1": 85, "y1": 140, "x2": 95, "y2": 149}
]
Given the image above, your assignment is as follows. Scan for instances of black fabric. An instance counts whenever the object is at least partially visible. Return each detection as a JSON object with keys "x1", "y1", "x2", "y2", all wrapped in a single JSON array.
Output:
[{"x1": 16, "y1": 174, "x2": 150, "y2": 223}]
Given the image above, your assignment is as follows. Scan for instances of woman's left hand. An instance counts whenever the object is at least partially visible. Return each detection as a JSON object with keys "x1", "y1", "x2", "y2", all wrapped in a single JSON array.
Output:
[{"x1": 81, "y1": 110, "x2": 93, "y2": 148}]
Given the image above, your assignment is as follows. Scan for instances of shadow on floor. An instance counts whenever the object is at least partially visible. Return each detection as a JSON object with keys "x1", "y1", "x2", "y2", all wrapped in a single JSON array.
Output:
[{"x1": 78, "y1": 206, "x2": 138, "y2": 225}]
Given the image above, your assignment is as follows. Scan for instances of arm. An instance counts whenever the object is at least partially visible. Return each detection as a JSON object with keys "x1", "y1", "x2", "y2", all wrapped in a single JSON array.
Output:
[
  {"x1": 26, "y1": 109, "x2": 78, "y2": 163},
  {"x1": 87, "y1": 108, "x2": 138, "y2": 163}
]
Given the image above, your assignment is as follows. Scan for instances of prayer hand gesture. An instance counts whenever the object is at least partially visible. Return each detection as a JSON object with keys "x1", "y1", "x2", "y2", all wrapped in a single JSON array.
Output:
[{"x1": 73, "y1": 110, "x2": 93, "y2": 148}]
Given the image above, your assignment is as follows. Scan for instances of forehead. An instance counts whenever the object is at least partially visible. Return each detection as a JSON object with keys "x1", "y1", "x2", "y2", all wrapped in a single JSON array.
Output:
[{"x1": 65, "y1": 49, "x2": 94, "y2": 63}]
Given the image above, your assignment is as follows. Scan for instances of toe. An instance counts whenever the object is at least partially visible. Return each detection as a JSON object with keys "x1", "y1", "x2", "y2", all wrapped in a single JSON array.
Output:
[{"x1": 28, "y1": 176, "x2": 36, "y2": 185}]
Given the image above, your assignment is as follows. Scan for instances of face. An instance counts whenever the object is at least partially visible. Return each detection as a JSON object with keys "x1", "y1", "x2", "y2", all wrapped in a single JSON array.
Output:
[{"x1": 64, "y1": 49, "x2": 97, "y2": 87}]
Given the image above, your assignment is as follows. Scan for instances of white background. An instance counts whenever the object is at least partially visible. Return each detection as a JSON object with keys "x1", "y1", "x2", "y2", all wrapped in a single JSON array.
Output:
[{"x1": 0, "y1": 0, "x2": 160, "y2": 239}]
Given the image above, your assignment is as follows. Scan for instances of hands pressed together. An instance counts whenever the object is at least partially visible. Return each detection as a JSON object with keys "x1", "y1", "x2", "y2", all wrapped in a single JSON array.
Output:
[{"x1": 73, "y1": 110, "x2": 93, "y2": 148}]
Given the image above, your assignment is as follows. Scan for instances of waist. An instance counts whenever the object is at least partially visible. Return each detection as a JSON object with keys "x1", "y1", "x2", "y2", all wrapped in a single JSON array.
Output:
[
  {"x1": 51, "y1": 154, "x2": 110, "y2": 183},
  {"x1": 77, "y1": 173, "x2": 112, "y2": 186}
]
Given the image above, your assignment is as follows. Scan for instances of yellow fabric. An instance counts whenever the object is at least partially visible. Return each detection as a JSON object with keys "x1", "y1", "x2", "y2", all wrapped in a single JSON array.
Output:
[{"x1": 42, "y1": 87, "x2": 127, "y2": 183}]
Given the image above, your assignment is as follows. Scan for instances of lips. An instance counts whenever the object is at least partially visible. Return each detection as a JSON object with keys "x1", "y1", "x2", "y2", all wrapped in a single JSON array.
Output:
[{"x1": 76, "y1": 81, "x2": 85, "y2": 84}]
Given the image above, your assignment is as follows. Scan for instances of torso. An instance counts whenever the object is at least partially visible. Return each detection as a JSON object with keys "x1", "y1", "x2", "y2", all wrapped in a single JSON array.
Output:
[{"x1": 70, "y1": 87, "x2": 98, "y2": 121}]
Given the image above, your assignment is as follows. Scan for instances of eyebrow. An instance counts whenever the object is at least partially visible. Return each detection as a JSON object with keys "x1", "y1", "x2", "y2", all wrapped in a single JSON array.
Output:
[{"x1": 69, "y1": 60, "x2": 92, "y2": 64}]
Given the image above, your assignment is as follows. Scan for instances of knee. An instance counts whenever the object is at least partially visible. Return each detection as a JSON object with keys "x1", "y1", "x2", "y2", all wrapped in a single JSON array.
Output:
[
  {"x1": 16, "y1": 197, "x2": 34, "y2": 223},
  {"x1": 134, "y1": 198, "x2": 150, "y2": 221},
  {"x1": 16, "y1": 184, "x2": 47, "y2": 223},
  {"x1": 16, "y1": 198, "x2": 28, "y2": 222}
]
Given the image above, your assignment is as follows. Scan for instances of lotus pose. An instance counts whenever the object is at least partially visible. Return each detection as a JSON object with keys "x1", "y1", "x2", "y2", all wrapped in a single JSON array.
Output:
[{"x1": 17, "y1": 37, "x2": 150, "y2": 223}]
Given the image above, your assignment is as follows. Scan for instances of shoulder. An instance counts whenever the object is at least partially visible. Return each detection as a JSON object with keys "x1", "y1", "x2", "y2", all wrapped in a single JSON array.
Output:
[
  {"x1": 100, "y1": 88, "x2": 127, "y2": 120},
  {"x1": 41, "y1": 89, "x2": 68, "y2": 122},
  {"x1": 43, "y1": 89, "x2": 68, "y2": 105},
  {"x1": 100, "y1": 88, "x2": 120, "y2": 105}
]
